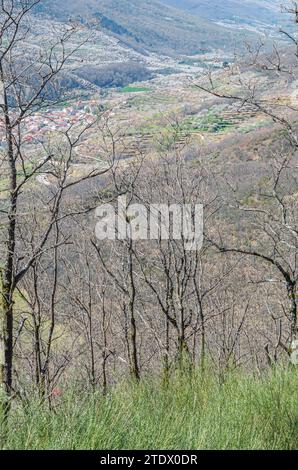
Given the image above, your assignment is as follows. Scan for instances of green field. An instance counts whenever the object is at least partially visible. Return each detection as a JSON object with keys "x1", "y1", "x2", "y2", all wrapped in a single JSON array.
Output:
[
  {"x1": 1, "y1": 367, "x2": 297, "y2": 450},
  {"x1": 120, "y1": 86, "x2": 151, "y2": 93}
]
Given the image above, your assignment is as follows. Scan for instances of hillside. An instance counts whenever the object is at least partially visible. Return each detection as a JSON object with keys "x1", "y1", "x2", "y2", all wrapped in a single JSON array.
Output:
[
  {"x1": 163, "y1": 0, "x2": 286, "y2": 34},
  {"x1": 163, "y1": 0, "x2": 282, "y2": 22},
  {"x1": 33, "y1": 0, "x2": 250, "y2": 55}
]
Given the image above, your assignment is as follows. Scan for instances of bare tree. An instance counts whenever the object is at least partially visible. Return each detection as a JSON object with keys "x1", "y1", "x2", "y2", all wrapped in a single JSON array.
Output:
[
  {"x1": 0, "y1": 0, "x2": 114, "y2": 413},
  {"x1": 195, "y1": 1, "x2": 298, "y2": 355}
]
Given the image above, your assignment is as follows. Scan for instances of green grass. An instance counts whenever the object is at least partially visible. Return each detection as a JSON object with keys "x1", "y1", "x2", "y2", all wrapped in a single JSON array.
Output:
[
  {"x1": 120, "y1": 86, "x2": 151, "y2": 93},
  {"x1": 1, "y1": 367, "x2": 298, "y2": 450}
]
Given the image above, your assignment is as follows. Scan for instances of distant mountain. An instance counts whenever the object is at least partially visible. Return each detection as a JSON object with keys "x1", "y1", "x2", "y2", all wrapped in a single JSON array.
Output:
[
  {"x1": 162, "y1": 1, "x2": 283, "y2": 26},
  {"x1": 33, "y1": 0, "x2": 250, "y2": 56}
]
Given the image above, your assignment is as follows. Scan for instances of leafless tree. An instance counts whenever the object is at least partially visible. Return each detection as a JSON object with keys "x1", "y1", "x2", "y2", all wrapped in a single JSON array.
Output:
[
  {"x1": 195, "y1": 1, "x2": 298, "y2": 356},
  {"x1": 0, "y1": 0, "x2": 114, "y2": 414}
]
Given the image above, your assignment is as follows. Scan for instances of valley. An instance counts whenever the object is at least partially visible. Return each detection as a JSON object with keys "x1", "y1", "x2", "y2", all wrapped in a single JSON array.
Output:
[
  {"x1": 11, "y1": 0, "x2": 291, "y2": 178},
  {"x1": 11, "y1": 41, "x2": 297, "y2": 190},
  {"x1": 6, "y1": 1, "x2": 294, "y2": 190}
]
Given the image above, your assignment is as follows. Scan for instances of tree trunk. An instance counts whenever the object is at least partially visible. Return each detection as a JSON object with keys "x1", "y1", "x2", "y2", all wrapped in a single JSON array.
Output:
[
  {"x1": 0, "y1": 69, "x2": 17, "y2": 410},
  {"x1": 0, "y1": 282, "x2": 13, "y2": 418},
  {"x1": 129, "y1": 302, "x2": 140, "y2": 381},
  {"x1": 288, "y1": 281, "x2": 297, "y2": 342}
]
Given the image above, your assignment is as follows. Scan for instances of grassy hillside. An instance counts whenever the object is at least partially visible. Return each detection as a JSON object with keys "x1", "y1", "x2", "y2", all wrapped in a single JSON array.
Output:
[
  {"x1": 33, "y1": 0, "x2": 247, "y2": 55},
  {"x1": 1, "y1": 368, "x2": 298, "y2": 450}
]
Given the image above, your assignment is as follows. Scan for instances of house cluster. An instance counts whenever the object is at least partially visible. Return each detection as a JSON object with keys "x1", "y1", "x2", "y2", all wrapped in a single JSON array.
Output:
[{"x1": 0, "y1": 102, "x2": 95, "y2": 147}]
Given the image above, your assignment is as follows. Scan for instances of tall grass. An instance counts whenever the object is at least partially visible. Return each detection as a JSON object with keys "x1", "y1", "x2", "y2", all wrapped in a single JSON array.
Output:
[{"x1": 1, "y1": 367, "x2": 298, "y2": 450}]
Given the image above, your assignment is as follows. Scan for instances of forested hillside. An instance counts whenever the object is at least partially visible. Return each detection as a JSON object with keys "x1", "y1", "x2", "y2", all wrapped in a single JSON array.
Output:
[{"x1": 33, "y1": 0, "x2": 249, "y2": 55}]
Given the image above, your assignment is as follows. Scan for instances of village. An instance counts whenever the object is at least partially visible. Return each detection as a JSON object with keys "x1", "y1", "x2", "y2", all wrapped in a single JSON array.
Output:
[{"x1": 0, "y1": 102, "x2": 96, "y2": 148}]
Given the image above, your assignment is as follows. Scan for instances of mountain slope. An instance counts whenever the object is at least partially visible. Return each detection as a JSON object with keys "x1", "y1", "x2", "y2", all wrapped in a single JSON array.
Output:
[
  {"x1": 162, "y1": 0, "x2": 282, "y2": 23},
  {"x1": 33, "y1": 0, "x2": 248, "y2": 55},
  {"x1": 162, "y1": 0, "x2": 289, "y2": 37}
]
